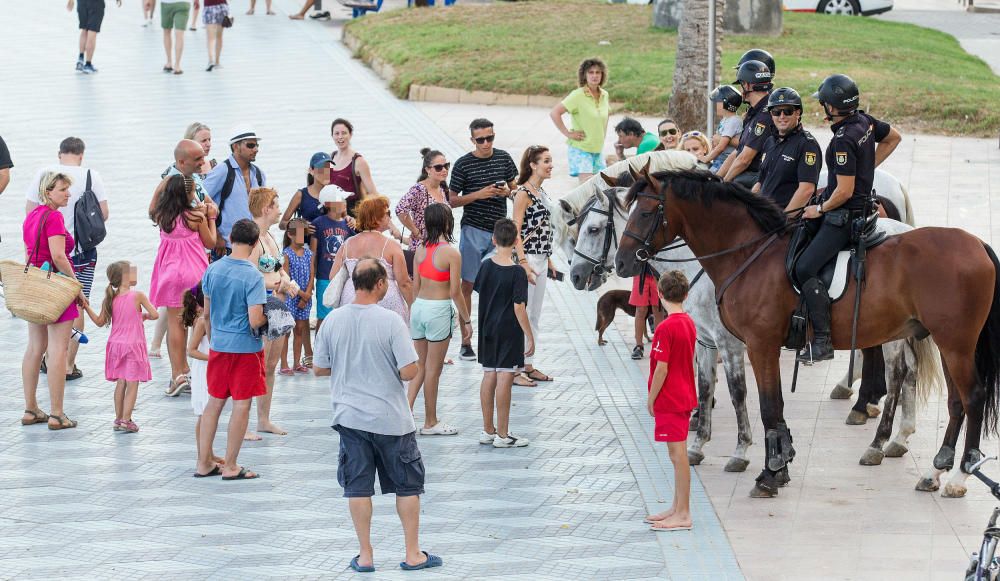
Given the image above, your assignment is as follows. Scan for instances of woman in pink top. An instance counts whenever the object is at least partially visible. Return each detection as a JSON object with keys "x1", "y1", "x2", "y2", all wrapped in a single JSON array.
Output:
[
  {"x1": 150, "y1": 174, "x2": 217, "y2": 396},
  {"x1": 395, "y1": 148, "x2": 451, "y2": 254},
  {"x1": 20, "y1": 171, "x2": 85, "y2": 430}
]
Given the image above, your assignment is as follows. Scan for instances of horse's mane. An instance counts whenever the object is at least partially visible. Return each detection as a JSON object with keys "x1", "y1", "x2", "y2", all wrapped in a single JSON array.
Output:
[{"x1": 626, "y1": 169, "x2": 787, "y2": 233}]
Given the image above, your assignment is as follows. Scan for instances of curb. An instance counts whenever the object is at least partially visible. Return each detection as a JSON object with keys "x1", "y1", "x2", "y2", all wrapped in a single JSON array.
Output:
[{"x1": 342, "y1": 27, "x2": 565, "y2": 109}]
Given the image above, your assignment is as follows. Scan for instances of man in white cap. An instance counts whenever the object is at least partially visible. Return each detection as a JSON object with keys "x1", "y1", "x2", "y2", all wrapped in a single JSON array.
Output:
[
  {"x1": 204, "y1": 125, "x2": 267, "y2": 259},
  {"x1": 311, "y1": 184, "x2": 355, "y2": 331}
]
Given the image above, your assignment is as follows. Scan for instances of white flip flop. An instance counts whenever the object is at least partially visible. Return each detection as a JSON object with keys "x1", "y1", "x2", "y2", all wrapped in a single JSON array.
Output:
[
  {"x1": 649, "y1": 524, "x2": 692, "y2": 532},
  {"x1": 419, "y1": 422, "x2": 459, "y2": 436}
]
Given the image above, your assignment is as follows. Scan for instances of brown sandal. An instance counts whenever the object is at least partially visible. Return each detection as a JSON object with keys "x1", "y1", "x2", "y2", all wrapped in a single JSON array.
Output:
[
  {"x1": 21, "y1": 409, "x2": 49, "y2": 425},
  {"x1": 47, "y1": 414, "x2": 78, "y2": 430}
]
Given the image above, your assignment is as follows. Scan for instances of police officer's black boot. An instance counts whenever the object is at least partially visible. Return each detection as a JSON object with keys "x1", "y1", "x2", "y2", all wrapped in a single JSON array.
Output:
[{"x1": 797, "y1": 278, "x2": 834, "y2": 362}]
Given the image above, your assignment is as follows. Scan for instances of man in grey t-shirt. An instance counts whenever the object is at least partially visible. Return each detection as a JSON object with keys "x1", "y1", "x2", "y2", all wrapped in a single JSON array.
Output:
[{"x1": 314, "y1": 259, "x2": 442, "y2": 573}]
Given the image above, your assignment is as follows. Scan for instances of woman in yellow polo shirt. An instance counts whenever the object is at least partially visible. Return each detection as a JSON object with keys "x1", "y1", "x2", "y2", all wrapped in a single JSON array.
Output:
[{"x1": 549, "y1": 58, "x2": 610, "y2": 183}]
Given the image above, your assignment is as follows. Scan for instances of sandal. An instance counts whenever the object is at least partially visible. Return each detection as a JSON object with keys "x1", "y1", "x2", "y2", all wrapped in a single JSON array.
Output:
[
  {"x1": 301, "y1": 356, "x2": 313, "y2": 368},
  {"x1": 66, "y1": 366, "x2": 83, "y2": 381},
  {"x1": 165, "y1": 374, "x2": 189, "y2": 397},
  {"x1": 525, "y1": 369, "x2": 554, "y2": 382},
  {"x1": 123, "y1": 420, "x2": 139, "y2": 433},
  {"x1": 294, "y1": 365, "x2": 309, "y2": 374},
  {"x1": 113, "y1": 419, "x2": 125, "y2": 432},
  {"x1": 513, "y1": 374, "x2": 537, "y2": 387},
  {"x1": 278, "y1": 367, "x2": 294, "y2": 376},
  {"x1": 21, "y1": 409, "x2": 49, "y2": 426},
  {"x1": 48, "y1": 414, "x2": 78, "y2": 430},
  {"x1": 163, "y1": 66, "x2": 173, "y2": 73}
]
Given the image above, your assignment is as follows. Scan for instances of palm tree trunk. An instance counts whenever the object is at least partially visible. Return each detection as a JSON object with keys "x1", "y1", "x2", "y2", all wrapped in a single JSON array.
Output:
[{"x1": 667, "y1": 0, "x2": 724, "y2": 133}]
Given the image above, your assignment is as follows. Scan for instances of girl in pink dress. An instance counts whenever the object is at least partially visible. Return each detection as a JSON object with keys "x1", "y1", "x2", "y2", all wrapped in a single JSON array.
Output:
[
  {"x1": 149, "y1": 175, "x2": 217, "y2": 396},
  {"x1": 83, "y1": 261, "x2": 159, "y2": 433}
]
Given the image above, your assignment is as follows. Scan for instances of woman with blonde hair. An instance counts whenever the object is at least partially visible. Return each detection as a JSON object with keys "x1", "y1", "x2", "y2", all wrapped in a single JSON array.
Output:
[
  {"x1": 183, "y1": 122, "x2": 216, "y2": 175},
  {"x1": 329, "y1": 195, "x2": 412, "y2": 322},
  {"x1": 549, "y1": 58, "x2": 610, "y2": 183},
  {"x1": 678, "y1": 131, "x2": 711, "y2": 169},
  {"x1": 20, "y1": 172, "x2": 85, "y2": 430}
]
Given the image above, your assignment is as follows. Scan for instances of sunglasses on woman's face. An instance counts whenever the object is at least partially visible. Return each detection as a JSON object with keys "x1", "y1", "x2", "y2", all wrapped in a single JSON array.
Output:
[
  {"x1": 431, "y1": 163, "x2": 451, "y2": 172},
  {"x1": 659, "y1": 128, "x2": 678, "y2": 137},
  {"x1": 473, "y1": 134, "x2": 496, "y2": 145}
]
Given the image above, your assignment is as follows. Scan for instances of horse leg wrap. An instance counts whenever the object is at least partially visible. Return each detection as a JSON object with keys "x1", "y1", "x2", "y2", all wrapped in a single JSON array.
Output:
[
  {"x1": 776, "y1": 466, "x2": 791, "y2": 487},
  {"x1": 778, "y1": 422, "x2": 796, "y2": 465},
  {"x1": 765, "y1": 429, "x2": 784, "y2": 472},
  {"x1": 962, "y1": 448, "x2": 984, "y2": 474},
  {"x1": 755, "y1": 469, "x2": 780, "y2": 495},
  {"x1": 933, "y1": 445, "x2": 955, "y2": 471}
]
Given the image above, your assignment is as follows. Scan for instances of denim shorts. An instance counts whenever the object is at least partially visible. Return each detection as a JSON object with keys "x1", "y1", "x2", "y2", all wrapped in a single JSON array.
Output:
[
  {"x1": 334, "y1": 425, "x2": 425, "y2": 498},
  {"x1": 567, "y1": 145, "x2": 606, "y2": 177},
  {"x1": 459, "y1": 225, "x2": 494, "y2": 283}
]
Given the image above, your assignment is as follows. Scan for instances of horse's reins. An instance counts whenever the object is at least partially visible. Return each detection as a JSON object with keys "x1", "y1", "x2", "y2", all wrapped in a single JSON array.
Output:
[{"x1": 623, "y1": 187, "x2": 793, "y2": 304}]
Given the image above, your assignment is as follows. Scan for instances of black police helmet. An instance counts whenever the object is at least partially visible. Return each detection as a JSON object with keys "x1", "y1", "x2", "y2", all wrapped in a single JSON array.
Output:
[
  {"x1": 709, "y1": 85, "x2": 743, "y2": 113},
  {"x1": 733, "y1": 60, "x2": 773, "y2": 92},
  {"x1": 812, "y1": 74, "x2": 860, "y2": 113},
  {"x1": 765, "y1": 87, "x2": 802, "y2": 111},
  {"x1": 734, "y1": 49, "x2": 776, "y2": 77}
]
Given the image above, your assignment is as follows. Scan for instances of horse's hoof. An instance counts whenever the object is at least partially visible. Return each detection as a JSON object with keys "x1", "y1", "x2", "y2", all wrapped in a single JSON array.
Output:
[
  {"x1": 724, "y1": 457, "x2": 750, "y2": 473},
  {"x1": 830, "y1": 385, "x2": 854, "y2": 399},
  {"x1": 941, "y1": 483, "x2": 968, "y2": 498},
  {"x1": 884, "y1": 442, "x2": 909, "y2": 458},
  {"x1": 749, "y1": 484, "x2": 778, "y2": 498},
  {"x1": 845, "y1": 410, "x2": 869, "y2": 425},
  {"x1": 915, "y1": 477, "x2": 940, "y2": 492},
  {"x1": 688, "y1": 449, "x2": 705, "y2": 465},
  {"x1": 859, "y1": 447, "x2": 885, "y2": 466},
  {"x1": 866, "y1": 403, "x2": 881, "y2": 418}
]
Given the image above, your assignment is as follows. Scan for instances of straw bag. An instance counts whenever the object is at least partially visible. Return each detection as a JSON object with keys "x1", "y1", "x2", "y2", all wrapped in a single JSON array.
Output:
[{"x1": 0, "y1": 211, "x2": 83, "y2": 324}]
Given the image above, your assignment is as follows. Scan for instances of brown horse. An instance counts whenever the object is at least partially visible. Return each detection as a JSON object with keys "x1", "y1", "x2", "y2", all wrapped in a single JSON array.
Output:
[{"x1": 615, "y1": 167, "x2": 1000, "y2": 498}]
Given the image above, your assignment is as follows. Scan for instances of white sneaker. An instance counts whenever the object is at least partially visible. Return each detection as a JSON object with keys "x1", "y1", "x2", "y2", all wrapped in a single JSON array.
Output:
[
  {"x1": 479, "y1": 431, "x2": 496, "y2": 444},
  {"x1": 493, "y1": 433, "x2": 529, "y2": 448}
]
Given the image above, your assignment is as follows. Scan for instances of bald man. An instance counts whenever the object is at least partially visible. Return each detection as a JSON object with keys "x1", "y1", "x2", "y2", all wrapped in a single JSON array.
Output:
[{"x1": 149, "y1": 139, "x2": 217, "y2": 217}]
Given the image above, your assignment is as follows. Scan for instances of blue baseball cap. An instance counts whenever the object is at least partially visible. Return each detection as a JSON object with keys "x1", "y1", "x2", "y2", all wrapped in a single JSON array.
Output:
[{"x1": 310, "y1": 152, "x2": 332, "y2": 168}]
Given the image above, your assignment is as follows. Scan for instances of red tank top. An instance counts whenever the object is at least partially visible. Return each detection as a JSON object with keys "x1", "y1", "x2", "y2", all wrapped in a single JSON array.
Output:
[
  {"x1": 329, "y1": 153, "x2": 358, "y2": 193},
  {"x1": 418, "y1": 243, "x2": 450, "y2": 282}
]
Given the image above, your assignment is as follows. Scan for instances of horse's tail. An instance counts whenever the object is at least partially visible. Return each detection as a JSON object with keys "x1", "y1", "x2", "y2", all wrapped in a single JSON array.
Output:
[
  {"x1": 976, "y1": 243, "x2": 1000, "y2": 435},
  {"x1": 901, "y1": 181, "x2": 916, "y2": 226},
  {"x1": 912, "y1": 335, "x2": 944, "y2": 404}
]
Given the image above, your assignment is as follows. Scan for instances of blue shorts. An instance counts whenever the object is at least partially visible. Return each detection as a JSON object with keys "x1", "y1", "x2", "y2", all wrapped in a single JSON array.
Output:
[
  {"x1": 567, "y1": 145, "x2": 606, "y2": 177},
  {"x1": 334, "y1": 425, "x2": 425, "y2": 498},
  {"x1": 316, "y1": 278, "x2": 332, "y2": 320},
  {"x1": 459, "y1": 225, "x2": 494, "y2": 283},
  {"x1": 410, "y1": 298, "x2": 453, "y2": 342}
]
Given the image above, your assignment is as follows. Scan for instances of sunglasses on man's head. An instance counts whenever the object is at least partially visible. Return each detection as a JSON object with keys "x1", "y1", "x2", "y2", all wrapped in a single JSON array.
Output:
[
  {"x1": 473, "y1": 134, "x2": 496, "y2": 145},
  {"x1": 430, "y1": 162, "x2": 451, "y2": 172},
  {"x1": 243, "y1": 142, "x2": 259, "y2": 149},
  {"x1": 659, "y1": 128, "x2": 678, "y2": 137},
  {"x1": 770, "y1": 108, "x2": 797, "y2": 117}
]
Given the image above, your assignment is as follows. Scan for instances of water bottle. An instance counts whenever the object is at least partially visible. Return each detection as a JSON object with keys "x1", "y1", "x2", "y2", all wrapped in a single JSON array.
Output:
[{"x1": 70, "y1": 328, "x2": 89, "y2": 344}]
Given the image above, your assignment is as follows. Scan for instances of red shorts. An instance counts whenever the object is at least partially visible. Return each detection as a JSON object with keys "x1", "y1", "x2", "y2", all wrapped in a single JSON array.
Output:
[
  {"x1": 654, "y1": 411, "x2": 691, "y2": 442},
  {"x1": 207, "y1": 350, "x2": 266, "y2": 401},
  {"x1": 629, "y1": 275, "x2": 660, "y2": 307}
]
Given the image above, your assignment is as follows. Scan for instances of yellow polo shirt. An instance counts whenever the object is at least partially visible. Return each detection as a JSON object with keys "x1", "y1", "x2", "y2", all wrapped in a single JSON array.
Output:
[{"x1": 562, "y1": 86, "x2": 610, "y2": 154}]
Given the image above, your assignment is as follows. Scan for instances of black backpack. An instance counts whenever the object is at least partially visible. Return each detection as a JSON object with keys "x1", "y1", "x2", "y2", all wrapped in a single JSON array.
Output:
[
  {"x1": 216, "y1": 159, "x2": 264, "y2": 227},
  {"x1": 74, "y1": 170, "x2": 106, "y2": 252}
]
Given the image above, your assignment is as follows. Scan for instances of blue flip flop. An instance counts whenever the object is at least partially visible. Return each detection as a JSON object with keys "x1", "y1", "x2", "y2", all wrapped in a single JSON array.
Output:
[
  {"x1": 350, "y1": 556, "x2": 375, "y2": 573},
  {"x1": 399, "y1": 551, "x2": 443, "y2": 571}
]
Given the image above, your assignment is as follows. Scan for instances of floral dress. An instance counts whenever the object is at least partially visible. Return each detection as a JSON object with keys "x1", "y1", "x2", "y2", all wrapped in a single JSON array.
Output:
[
  {"x1": 284, "y1": 246, "x2": 313, "y2": 321},
  {"x1": 395, "y1": 182, "x2": 451, "y2": 252}
]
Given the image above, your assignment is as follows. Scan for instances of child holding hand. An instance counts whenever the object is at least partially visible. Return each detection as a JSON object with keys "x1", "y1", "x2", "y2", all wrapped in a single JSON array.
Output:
[
  {"x1": 83, "y1": 261, "x2": 158, "y2": 433},
  {"x1": 282, "y1": 218, "x2": 314, "y2": 373},
  {"x1": 645, "y1": 270, "x2": 697, "y2": 532}
]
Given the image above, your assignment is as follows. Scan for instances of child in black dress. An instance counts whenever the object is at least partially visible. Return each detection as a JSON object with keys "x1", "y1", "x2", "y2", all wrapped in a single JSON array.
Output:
[{"x1": 474, "y1": 218, "x2": 534, "y2": 448}]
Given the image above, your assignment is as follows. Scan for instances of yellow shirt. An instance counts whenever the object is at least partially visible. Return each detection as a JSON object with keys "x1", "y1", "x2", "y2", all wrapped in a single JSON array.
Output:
[{"x1": 561, "y1": 86, "x2": 610, "y2": 154}]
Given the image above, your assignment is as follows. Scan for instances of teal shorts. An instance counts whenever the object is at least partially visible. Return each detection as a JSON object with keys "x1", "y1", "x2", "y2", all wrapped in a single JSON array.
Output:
[
  {"x1": 316, "y1": 278, "x2": 332, "y2": 320},
  {"x1": 410, "y1": 298, "x2": 453, "y2": 342}
]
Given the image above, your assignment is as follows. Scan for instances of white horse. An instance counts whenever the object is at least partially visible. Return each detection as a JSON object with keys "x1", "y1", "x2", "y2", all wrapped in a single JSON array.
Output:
[{"x1": 564, "y1": 181, "x2": 943, "y2": 468}]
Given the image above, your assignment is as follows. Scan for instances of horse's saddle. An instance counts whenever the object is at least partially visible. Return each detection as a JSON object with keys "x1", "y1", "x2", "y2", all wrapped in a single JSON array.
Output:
[{"x1": 785, "y1": 211, "x2": 889, "y2": 303}]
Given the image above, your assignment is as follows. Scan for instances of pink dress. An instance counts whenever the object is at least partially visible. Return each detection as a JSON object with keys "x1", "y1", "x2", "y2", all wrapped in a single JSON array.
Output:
[
  {"x1": 22, "y1": 206, "x2": 78, "y2": 324},
  {"x1": 150, "y1": 215, "x2": 209, "y2": 308},
  {"x1": 105, "y1": 291, "x2": 152, "y2": 382}
]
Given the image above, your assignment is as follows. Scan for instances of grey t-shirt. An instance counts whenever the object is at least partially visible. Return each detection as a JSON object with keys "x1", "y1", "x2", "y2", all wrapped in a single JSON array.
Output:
[
  {"x1": 315, "y1": 303, "x2": 418, "y2": 436},
  {"x1": 717, "y1": 115, "x2": 743, "y2": 158}
]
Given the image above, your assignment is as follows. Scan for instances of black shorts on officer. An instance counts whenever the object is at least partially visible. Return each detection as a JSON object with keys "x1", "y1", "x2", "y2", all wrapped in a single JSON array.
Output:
[
  {"x1": 334, "y1": 425, "x2": 425, "y2": 498},
  {"x1": 78, "y1": 0, "x2": 106, "y2": 32}
]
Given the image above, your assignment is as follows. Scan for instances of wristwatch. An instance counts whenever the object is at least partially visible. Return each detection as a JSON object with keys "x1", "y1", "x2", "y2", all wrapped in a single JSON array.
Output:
[{"x1": 817, "y1": 202, "x2": 824, "y2": 214}]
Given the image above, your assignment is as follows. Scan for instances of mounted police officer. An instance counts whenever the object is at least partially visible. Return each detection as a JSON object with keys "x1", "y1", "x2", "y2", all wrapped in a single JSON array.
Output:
[
  {"x1": 752, "y1": 88, "x2": 823, "y2": 213},
  {"x1": 794, "y1": 74, "x2": 902, "y2": 362},
  {"x1": 734, "y1": 48, "x2": 775, "y2": 79},
  {"x1": 720, "y1": 59, "x2": 774, "y2": 189}
]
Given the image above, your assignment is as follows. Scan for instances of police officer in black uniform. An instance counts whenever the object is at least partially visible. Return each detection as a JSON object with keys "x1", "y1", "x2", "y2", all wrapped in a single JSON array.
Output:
[
  {"x1": 720, "y1": 60, "x2": 774, "y2": 189},
  {"x1": 793, "y1": 74, "x2": 902, "y2": 362},
  {"x1": 734, "y1": 48, "x2": 776, "y2": 79},
  {"x1": 753, "y1": 88, "x2": 823, "y2": 213}
]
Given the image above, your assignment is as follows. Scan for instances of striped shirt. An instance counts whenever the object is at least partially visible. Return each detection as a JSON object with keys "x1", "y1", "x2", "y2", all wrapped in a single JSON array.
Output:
[{"x1": 449, "y1": 149, "x2": 518, "y2": 232}]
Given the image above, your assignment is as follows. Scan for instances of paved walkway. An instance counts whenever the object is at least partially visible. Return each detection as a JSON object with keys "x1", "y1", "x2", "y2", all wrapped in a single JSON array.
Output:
[{"x1": 0, "y1": 1, "x2": 739, "y2": 579}]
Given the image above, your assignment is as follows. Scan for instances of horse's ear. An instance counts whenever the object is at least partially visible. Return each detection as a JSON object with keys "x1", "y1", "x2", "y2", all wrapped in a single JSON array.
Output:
[
  {"x1": 640, "y1": 158, "x2": 652, "y2": 179},
  {"x1": 559, "y1": 199, "x2": 573, "y2": 213},
  {"x1": 599, "y1": 172, "x2": 616, "y2": 187},
  {"x1": 627, "y1": 163, "x2": 641, "y2": 182}
]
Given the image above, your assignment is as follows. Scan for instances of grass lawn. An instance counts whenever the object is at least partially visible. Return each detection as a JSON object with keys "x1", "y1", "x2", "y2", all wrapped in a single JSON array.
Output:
[{"x1": 345, "y1": 0, "x2": 1000, "y2": 136}]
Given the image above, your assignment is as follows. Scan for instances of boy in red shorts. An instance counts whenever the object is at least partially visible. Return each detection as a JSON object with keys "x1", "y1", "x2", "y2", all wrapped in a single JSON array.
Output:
[
  {"x1": 645, "y1": 270, "x2": 697, "y2": 531},
  {"x1": 195, "y1": 219, "x2": 268, "y2": 480}
]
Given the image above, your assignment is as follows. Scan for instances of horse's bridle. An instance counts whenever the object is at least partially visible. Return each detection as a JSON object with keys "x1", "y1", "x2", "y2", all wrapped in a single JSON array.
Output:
[
  {"x1": 622, "y1": 189, "x2": 670, "y2": 263},
  {"x1": 570, "y1": 191, "x2": 620, "y2": 278}
]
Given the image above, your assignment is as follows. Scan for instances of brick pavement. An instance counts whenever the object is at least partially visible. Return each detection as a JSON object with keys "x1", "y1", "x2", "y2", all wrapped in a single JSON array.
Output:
[{"x1": 0, "y1": 1, "x2": 741, "y2": 579}]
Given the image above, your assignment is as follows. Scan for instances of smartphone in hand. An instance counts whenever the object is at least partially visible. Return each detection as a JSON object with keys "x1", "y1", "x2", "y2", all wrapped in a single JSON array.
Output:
[{"x1": 548, "y1": 269, "x2": 565, "y2": 282}]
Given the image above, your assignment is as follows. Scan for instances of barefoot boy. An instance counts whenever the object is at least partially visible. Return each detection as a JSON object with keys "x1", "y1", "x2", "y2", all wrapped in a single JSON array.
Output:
[
  {"x1": 645, "y1": 270, "x2": 697, "y2": 531},
  {"x1": 475, "y1": 218, "x2": 534, "y2": 448}
]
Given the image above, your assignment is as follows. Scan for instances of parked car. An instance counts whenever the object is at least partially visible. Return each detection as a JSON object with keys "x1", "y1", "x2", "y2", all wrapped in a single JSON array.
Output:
[{"x1": 784, "y1": 0, "x2": 893, "y2": 16}]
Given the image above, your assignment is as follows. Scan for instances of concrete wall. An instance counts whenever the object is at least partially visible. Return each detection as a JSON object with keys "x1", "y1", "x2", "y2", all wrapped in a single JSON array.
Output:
[{"x1": 654, "y1": 0, "x2": 783, "y2": 36}]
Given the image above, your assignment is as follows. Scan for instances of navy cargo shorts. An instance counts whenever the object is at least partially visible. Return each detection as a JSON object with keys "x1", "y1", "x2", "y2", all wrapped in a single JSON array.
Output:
[{"x1": 333, "y1": 425, "x2": 425, "y2": 498}]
